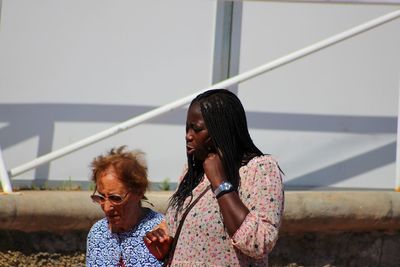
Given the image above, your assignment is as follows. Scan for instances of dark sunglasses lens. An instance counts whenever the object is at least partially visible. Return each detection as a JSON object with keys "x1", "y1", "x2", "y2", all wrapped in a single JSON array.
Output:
[
  {"x1": 108, "y1": 195, "x2": 123, "y2": 204},
  {"x1": 91, "y1": 195, "x2": 104, "y2": 203}
]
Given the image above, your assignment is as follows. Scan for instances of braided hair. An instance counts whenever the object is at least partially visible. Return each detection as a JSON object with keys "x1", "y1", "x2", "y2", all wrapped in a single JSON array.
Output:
[{"x1": 169, "y1": 89, "x2": 263, "y2": 214}]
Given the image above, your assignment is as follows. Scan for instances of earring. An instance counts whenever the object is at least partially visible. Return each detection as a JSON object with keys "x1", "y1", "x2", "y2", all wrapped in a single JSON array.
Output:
[{"x1": 192, "y1": 154, "x2": 196, "y2": 168}]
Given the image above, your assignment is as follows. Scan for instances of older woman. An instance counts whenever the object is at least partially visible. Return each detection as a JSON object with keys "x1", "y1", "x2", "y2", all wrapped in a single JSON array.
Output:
[{"x1": 86, "y1": 146, "x2": 164, "y2": 267}]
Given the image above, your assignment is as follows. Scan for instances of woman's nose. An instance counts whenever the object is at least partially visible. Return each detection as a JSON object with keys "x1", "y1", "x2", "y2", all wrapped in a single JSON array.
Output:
[
  {"x1": 102, "y1": 200, "x2": 114, "y2": 214},
  {"x1": 185, "y1": 132, "x2": 192, "y2": 142},
  {"x1": 185, "y1": 130, "x2": 193, "y2": 142}
]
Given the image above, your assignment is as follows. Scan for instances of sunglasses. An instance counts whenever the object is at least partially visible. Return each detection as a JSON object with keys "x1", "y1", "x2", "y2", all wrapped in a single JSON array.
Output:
[{"x1": 90, "y1": 191, "x2": 130, "y2": 205}]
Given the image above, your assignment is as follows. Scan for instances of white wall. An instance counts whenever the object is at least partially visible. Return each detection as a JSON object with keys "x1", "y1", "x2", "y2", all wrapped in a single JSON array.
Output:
[
  {"x1": 0, "y1": 0, "x2": 216, "y2": 186},
  {"x1": 239, "y1": 2, "x2": 400, "y2": 189},
  {"x1": 0, "y1": 0, "x2": 399, "y2": 190}
]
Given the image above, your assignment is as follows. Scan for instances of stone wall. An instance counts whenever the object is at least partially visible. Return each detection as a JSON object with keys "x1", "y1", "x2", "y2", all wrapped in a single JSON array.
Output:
[{"x1": 1, "y1": 190, "x2": 399, "y2": 266}]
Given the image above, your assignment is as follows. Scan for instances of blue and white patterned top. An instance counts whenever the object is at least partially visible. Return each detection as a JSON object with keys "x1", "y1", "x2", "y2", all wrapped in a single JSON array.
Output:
[{"x1": 86, "y1": 208, "x2": 164, "y2": 267}]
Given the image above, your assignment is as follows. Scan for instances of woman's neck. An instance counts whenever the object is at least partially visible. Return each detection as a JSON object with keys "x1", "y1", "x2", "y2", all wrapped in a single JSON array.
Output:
[{"x1": 110, "y1": 206, "x2": 146, "y2": 233}]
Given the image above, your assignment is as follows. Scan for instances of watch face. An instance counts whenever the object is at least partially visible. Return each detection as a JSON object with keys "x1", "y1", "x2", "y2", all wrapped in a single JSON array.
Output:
[
  {"x1": 222, "y1": 183, "x2": 232, "y2": 190},
  {"x1": 215, "y1": 182, "x2": 233, "y2": 196},
  {"x1": 214, "y1": 181, "x2": 234, "y2": 198}
]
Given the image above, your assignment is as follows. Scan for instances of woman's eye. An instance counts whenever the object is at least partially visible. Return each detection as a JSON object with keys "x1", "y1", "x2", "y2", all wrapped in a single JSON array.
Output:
[
  {"x1": 192, "y1": 125, "x2": 203, "y2": 132},
  {"x1": 186, "y1": 124, "x2": 202, "y2": 133},
  {"x1": 109, "y1": 195, "x2": 123, "y2": 202}
]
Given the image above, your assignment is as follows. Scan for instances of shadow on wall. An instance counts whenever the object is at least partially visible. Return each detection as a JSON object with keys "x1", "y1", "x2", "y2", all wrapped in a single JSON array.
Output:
[{"x1": 0, "y1": 103, "x2": 396, "y2": 187}]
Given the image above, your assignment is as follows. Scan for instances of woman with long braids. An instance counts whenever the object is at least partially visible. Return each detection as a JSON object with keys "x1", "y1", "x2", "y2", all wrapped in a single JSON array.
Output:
[{"x1": 144, "y1": 89, "x2": 284, "y2": 266}]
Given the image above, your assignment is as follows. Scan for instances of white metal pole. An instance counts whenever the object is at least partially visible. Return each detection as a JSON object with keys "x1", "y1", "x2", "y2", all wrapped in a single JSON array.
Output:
[
  {"x1": 0, "y1": 147, "x2": 13, "y2": 193},
  {"x1": 8, "y1": 9, "x2": 400, "y2": 177},
  {"x1": 396, "y1": 76, "x2": 400, "y2": 192}
]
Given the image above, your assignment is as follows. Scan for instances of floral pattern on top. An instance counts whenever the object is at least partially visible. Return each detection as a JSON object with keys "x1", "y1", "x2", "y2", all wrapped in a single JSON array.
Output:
[
  {"x1": 166, "y1": 155, "x2": 284, "y2": 267},
  {"x1": 86, "y1": 208, "x2": 164, "y2": 267}
]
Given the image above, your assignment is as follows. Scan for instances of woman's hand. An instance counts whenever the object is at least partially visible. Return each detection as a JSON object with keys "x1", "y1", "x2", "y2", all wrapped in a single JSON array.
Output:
[
  {"x1": 203, "y1": 152, "x2": 250, "y2": 237},
  {"x1": 144, "y1": 221, "x2": 173, "y2": 260},
  {"x1": 203, "y1": 152, "x2": 227, "y2": 190}
]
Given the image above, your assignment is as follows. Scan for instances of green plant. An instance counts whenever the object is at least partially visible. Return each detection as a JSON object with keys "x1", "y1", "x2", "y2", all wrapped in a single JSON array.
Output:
[
  {"x1": 159, "y1": 177, "x2": 170, "y2": 191},
  {"x1": 40, "y1": 181, "x2": 49, "y2": 190},
  {"x1": 88, "y1": 181, "x2": 96, "y2": 192},
  {"x1": 31, "y1": 184, "x2": 39, "y2": 191},
  {"x1": 56, "y1": 177, "x2": 81, "y2": 191}
]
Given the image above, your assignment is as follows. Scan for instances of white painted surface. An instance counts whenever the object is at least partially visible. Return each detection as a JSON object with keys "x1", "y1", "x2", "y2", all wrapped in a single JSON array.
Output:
[
  {"x1": 0, "y1": 0, "x2": 216, "y2": 184},
  {"x1": 0, "y1": 0, "x2": 399, "y2": 189},
  {"x1": 239, "y1": 2, "x2": 400, "y2": 189}
]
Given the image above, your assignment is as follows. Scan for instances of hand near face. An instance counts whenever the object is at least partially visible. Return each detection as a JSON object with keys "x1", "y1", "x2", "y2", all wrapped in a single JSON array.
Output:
[
  {"x1": 203, "y1": 152, "x2": 227, "y2": 188},
  {"x1": 144, "y1": 220, "x2": 173, "y2": 260}
]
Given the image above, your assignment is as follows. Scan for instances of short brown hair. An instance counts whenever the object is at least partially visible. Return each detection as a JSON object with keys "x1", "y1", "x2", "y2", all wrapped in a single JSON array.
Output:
[{"x1": 90, "y1": 146, "x2": 148, "y2": 196}]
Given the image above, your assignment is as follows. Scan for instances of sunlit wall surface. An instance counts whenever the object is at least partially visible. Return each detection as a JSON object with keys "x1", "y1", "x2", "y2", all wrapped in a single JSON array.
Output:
[
  {"x1": 238, "y1": 2, "x2": 400, "y2": 189},
  {"x1": 1, "y1": 0, "x2": 399, "y2": 190},
  {"x1": 0, "y1": 0, "x2": 216, "y2": 187}
]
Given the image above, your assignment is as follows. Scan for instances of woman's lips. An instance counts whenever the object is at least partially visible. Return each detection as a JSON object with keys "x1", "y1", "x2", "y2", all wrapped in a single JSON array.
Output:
[
  {"x1": 186, "y1": 146, "x2": 195, "y2": 155},
  {"x1": 108, "y1": 216, "x2": 119, "y2": 223},
  {"x1": 107, "y1": 215, "x2": 120, "y2": 223}
]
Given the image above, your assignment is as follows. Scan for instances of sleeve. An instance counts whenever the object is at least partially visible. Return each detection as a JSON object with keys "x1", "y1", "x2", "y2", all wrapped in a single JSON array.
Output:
[
  {"x1": 86, "y1": 224, "x2": 97, "y2": 266},
  {"x1": 231, "y1": 156, "x2": 284, "y2": 259},
  {"x1": 165, "y1": 207, "x2": 177, "y2": 237},
  {"x1": 86, "y1": 220, "x2": 113, "y2": 267}
]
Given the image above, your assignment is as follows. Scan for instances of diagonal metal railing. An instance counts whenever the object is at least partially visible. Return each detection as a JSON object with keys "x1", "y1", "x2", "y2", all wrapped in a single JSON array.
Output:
[{"x1": 1, "y1": 8, "x2": 400, "y2": 193}]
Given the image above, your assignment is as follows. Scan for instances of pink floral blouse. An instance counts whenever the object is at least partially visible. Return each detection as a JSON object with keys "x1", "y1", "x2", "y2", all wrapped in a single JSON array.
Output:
[{"x1": 165, "y1": 155, "x2": 284, "y2": 267}]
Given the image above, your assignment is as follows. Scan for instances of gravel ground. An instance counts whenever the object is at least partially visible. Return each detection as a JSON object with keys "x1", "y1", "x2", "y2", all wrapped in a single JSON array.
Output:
[
  {"x1": 0, "y1": 251, "x2": 85, "y2": 267},
  {"x1": 0, "y1": 251, "x2": 336, "y2": 267}
]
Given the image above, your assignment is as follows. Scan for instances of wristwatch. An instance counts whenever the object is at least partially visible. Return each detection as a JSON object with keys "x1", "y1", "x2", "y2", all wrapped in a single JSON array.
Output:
[{"x1": 213, "y1": 181, "x2": 234, "y2": 199}]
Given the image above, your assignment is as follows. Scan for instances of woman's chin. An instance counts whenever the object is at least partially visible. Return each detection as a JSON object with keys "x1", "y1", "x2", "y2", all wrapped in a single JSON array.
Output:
[
  {"x1": 186, "y1": 149, "x2": 195, "y2": 156},
  {"x1": 109, "y1": 223, "x2": 124, "y2": 233},
  {"x1": 108, "y1": 218, "x2": 124, "y2": 232}
]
